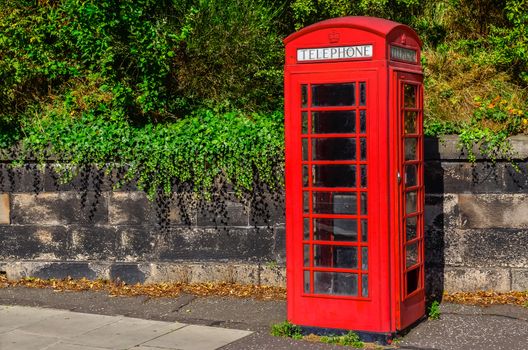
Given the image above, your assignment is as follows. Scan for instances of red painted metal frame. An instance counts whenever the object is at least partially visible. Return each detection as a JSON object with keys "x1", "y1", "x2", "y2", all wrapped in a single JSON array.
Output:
[{"x1": 284, "y1": 17, "x2": 423, "y2": 334}]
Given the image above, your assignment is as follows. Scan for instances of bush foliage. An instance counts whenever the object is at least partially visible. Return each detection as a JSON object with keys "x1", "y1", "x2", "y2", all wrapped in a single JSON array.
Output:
[{"x1": 0, "y1": 0, "x2": 527, "y2": 194}]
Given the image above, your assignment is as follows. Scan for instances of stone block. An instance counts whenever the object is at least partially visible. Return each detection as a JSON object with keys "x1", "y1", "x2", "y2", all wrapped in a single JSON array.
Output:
[
  {"x1": 425, "y1": 135, "x2": 528, "y2": 161},
  {"x1": 167, "y1": 196, "x2": 197, "y2": 226},
  {"x1": 259, "y1": 264, "x2": 286, "y2": 287},
  {"x1": 511, "y1": 269, "x2": 528, "y2": 291},
  {"x1": 459, "y1": 193, "x2": 528, "y2": 229},
  {"x1": 197, "y1": 196, "x2": 249, "y2": 227},
  {"x1": 424, "y1": 161, "x2": 444, "y2": 194},
  {"x1": 145, "y1": 262, "x2": 260, "y2": 285},
  {"x1": 69, "y1": 226, "x2": 119, "y2": 260},
  {"x1": 43, "y1": 164, "x2": 112, "y2": 192},
  {"x1": 118, "y1": 226, "x2": 155, "y2": 260},
  {"x1": 272, "y1": 226, "x2": 286, "y2": 264},
  {"x1": 249, "y1": 189, "x2": 285, "y2": 226},
  {"x1": 0, "y1": 226, "x2": 69, "y2": 260},
  {"x1": 426, "y1": 162, "x2": 505, "y2": 194},
  {"x1": 32, "y1": 262, "x2": 97, "y2": 280},
  {"x1": 156, "y1": 227, "x2": 274, "y2": 261},
  {"x1": 443, "y1": 267, "x2": 511, "y2": 292},
  {"x1": 444, "y1": 228, "x2": 528, "y2": 268},
  {"x1": 0, "y1": 163, "x2": 44, "y2": 193},
  {"x1": 424, "y1": 266, "x2": 444, "y2": 298},
  {"x1": 504, "y1": 162, "x2": 528, "y2": 193},
  {"x1": 0, "y1": 193, "x2": 9, "y2": 224},
  {"x1": 11, "y1": 192, "x2": 108, "y2": 225},
  {"x1": 109, "y1": 192, "x2": 153, "y2": 225},
  {"x1": 109, "y1": 263, "x2": 146, "y2": 284},
  {"x1": 425, "y1": 226, "x2": 469, "y2": 267},
  {"x1": 424, "y1": 194, "x2": 459, "y2": 230}
]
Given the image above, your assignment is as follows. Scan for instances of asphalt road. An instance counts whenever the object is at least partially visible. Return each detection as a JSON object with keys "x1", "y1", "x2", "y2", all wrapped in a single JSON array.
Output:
[{"x1": 0, "y1": 287, "x2": 526, "y2": 350}]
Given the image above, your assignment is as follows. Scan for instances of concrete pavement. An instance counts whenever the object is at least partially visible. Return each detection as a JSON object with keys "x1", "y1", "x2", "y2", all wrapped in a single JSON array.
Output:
[{"x1": 0, "y1": 305, "x2": 252, "y2": 350}]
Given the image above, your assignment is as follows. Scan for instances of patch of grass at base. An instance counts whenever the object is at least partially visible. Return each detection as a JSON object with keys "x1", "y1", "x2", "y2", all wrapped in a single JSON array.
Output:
[
  {"x1": 320, "y1": 331, "x2": 364, "y2": 348},
  {"x1": 270, "y1": 321, "x2": 303, "y2": 340}
]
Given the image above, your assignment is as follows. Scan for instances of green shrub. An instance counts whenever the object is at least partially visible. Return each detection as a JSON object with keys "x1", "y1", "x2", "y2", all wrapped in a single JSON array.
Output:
[
  {"x1": 271, "y1": 321, "x2": 303, "y2": 340},
  {"x1": 428, "y1": 300, "x2": 441, "y2": 320},
  {"x1": 18, "y1": 108, "x2": 284, "y2": 198}
]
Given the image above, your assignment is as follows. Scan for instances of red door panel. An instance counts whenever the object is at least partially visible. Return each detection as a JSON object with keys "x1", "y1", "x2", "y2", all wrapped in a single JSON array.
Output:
[
  {"x1": 394, "y1": 71, "x2": 425, "y2": 329},
  {"x1": 286, "y1": 70, "x2": 391, "y2": 332}
]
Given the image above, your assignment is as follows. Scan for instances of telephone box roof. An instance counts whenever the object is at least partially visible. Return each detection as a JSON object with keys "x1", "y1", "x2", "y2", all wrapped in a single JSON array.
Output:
[{"x1": 284, "y1": 16, "x2": 422, "y2": 47}]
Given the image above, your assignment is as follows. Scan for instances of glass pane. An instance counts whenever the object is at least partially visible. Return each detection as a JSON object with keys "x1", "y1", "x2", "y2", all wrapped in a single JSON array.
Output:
[
  {"x1": 359, "y1": 110, "x2": 366, "y2": 134},
  {"x1": 314, "y1": 272, "x2": 358, "y2": 296},
  {"x1": 312, "y1": 138, "x2": 356, "y2": 161},
  {"x1": 312, "y1": 111, "x2": 355, "y2": 134},
  {"x1": 404, "y1": 84, "x2": 416, "y2": 108},
  {"x1": 406, "y1": 191, "x2": 417, "y2": 214},
  {"x1": 304, "y1": 244, "x2": 310, "y2": 266},
  {"x1": 302, "y1": 165, "x2": 309, "y2": 187},
  {"x1": 359, "y1": 82, "x2": 366, "y2": 106},
  {"x1": 312, "y1": 83, "x2": 355, "y2": 107},
  {"x1": 360, "y1": 138, "x2": 367, "y2": 160},
  {"x1": 313, "y1": 218, "x2": 358, "y2": 241},
  {"x1": 301, "y1": 84, "x2": 308, "y2": 108},
  {"x1": 312, "y1": 165, "x2": 356, "y2": 188},
  {"x1": 303, "y1": 218, "x2": 310, "y2": 240},
  {"x1": 405, "y1": 138, "x2": 418, "y2": 160},
  {"x1": 361, "y1": 247, "x2": 368, "y2": 271},
  {"x1": 303, "y1": 191, "x2": 309, "y2": 213},
  {"x1": 304, "y1": 270, "x2": 310, "y2": 293},
  {"x1": 406, "y1": 216, "x2": 417, "y2": 241},
  {"x1": 406, "y1": 242, "x2": 419, "y2": 268},
  {"x1": 360, "y1": 165, "x2": 367, "y2": 188},
  {"x1": 302, "y1": 112, "x2": 308, "y2": 134},
  {"x1": 360, "y1": 193, "x2": 367, "y2": 215},
  {"x1": 312, "y1": 192, "x2": 357, "y2": 215},
  {"x1": 405, "y1": 164, "x2": 417, "y2": 187},
  {"x1": 302, "y1": 138, "x2": 308, "y2": 161},
  {"x1": 404, "y1": 111, "x2": 417, "y2": 134},
  {"x1": 361, "y1": 274, "x2": 368, "y2": 297},
  {"x1": 361, "y1": 219, "x2": 368, "y2": 242},
  {"x1": 314, "y1": 245, "x2": 358, "y2": 269},
  {"x1": 406, "y1": 268, "x2": 419, "y2": 295}
]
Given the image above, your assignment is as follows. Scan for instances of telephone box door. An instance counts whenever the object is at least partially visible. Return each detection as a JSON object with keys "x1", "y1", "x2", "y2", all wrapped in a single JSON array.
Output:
[
  {"x1": 286, "y1": 69, "x2": 390, "y2": 331},
  {"x1": 393, "y1": 71, "x2": 425, "y2": 329}
]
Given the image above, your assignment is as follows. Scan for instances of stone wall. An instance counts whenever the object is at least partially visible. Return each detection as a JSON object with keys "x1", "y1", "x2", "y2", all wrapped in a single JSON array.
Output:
[
  {"x1": 423, "y1": 135, "x2": 528, "y2": 293},
  {"x1": 1, "y1": 136, "x2": 528, "y2": 294}
]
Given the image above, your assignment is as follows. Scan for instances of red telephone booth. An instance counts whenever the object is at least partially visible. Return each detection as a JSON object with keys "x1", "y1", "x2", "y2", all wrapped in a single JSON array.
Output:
[{"x1": 284, "y1": 17, "x2": 424, "y2": 338}]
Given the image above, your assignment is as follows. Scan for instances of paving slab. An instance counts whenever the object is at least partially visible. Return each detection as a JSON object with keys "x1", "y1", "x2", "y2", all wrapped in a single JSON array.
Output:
[
  {"x1": 67, "y1": 317, "x2": 185, "y2": 349},
  {"x1": 43, "y1": 343, "x2": 110, "y2": 350},
  {"x1": 0, "y1": 305, "x2": 252, "y2": 350},
  {"x1": 19, "y1": 310, "x2": 118, "y2": 338},
  {"x1": 144, "y1": 324, "x2": 252, "y2": 350},
  {"x1": 0, "y1": 305, "x2": 66, "y2": 334},
  {"x1": 0, "y1": 329, "x2": 59, "y2": 350}
]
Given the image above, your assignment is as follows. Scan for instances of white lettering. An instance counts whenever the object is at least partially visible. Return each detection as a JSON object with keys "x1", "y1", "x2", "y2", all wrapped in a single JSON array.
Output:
[{"x1": 297, "y1": 45, "x2": 373, "y2": 62}]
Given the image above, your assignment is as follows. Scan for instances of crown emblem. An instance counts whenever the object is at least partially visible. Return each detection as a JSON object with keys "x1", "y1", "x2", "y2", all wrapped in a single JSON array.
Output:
[
  {"x1": 401, "y1": 34, "x2": 407, "y2": 44},
  {"x1": 328, "y1": 30, "x2": 340, "y2": 43}
]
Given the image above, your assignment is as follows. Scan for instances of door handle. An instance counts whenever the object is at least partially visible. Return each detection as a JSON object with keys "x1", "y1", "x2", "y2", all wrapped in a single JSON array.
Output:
[{"x1": 397, "y1": 171, "x2": 401, "y2": 184}]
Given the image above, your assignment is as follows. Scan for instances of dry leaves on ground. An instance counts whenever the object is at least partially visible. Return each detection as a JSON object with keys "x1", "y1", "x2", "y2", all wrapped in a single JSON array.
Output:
[
  {"x1": 0, "y1": 275, "x2": 286, "y2": 300},
  {"x1": 443, "y1": 290, "x2": 528, "y2": 307}
]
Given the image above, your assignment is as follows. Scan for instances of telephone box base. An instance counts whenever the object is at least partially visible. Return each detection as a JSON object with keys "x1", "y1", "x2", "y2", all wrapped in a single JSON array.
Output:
[{"x1": 298, "y1": 325, "x2": 395, "y2": 345}]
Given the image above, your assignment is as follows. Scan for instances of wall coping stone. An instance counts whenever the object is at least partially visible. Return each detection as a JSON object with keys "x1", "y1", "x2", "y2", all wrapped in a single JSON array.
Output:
[{"x1": 425, "y1": 135, "x2": 528, "y2": 161}]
